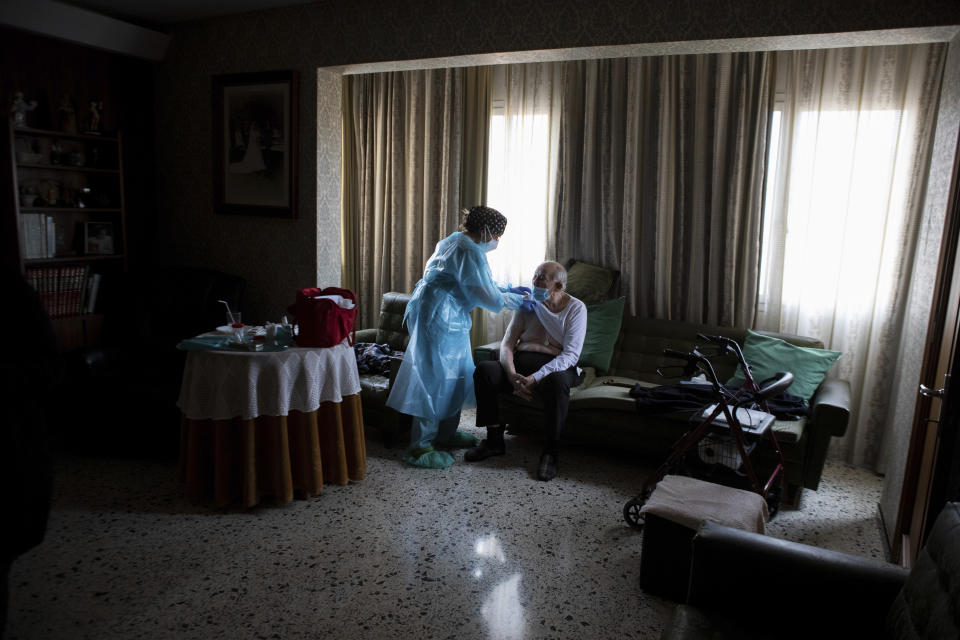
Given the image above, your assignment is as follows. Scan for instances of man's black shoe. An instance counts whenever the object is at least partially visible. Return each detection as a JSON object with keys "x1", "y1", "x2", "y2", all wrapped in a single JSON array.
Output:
[
  {"x1": 464, "y1": 439, "x2": 506, "y2": 462},
  {"x1": 537, "y1": 452, "x2": 558, "y2": 481}
]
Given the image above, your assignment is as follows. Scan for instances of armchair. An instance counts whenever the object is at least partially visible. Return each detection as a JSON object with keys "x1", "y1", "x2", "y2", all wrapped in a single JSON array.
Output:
[
  {"x1": 355, "y1": 292, "x2": 412, "y2": 446},
  {"x1": 661, "y1": 502, "x2": 960, "y2": 639}
]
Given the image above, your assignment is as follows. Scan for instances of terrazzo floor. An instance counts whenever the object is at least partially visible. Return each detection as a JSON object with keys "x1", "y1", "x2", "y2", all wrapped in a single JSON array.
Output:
[{"x1": 6, "y1": 412, "x2": 885, "y2": 640}]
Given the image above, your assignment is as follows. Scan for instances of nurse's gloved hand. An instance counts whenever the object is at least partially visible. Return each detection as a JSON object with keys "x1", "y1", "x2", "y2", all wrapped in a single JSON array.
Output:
[
  {"x1": 520, "y1": 299, "x2": 538, "y2": 313},
  {"x1": 502, "y1": 292, "x2": 524, "y2": 310},
  {"x1": 508, "y1": 286, "x2": 531, "y2": 296}
]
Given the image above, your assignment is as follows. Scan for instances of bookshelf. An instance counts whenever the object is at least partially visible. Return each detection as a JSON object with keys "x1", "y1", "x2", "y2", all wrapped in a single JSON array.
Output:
[{"x1": 2, "y1": 119, "x2": 128, "y2": 348}]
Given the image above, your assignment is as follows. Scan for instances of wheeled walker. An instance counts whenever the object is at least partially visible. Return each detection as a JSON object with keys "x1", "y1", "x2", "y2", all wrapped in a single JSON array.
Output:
[{"x1": 623, "y1": 334, "x2": 793, "y2": 530}]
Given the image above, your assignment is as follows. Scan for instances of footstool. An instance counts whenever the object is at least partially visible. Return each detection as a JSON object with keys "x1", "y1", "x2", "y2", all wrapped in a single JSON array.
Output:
[{"x1": 639, "y1": 475, "x2": 769, "y2": 601}]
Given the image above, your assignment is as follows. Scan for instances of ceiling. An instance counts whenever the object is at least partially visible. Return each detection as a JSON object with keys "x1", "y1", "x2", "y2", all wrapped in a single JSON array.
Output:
[
  {"x1": 11, "y1": 1, "x2": 959, "y2": 65},
  {"x1": 60, "y1": 0, "x2": 314, "y2": 28}
]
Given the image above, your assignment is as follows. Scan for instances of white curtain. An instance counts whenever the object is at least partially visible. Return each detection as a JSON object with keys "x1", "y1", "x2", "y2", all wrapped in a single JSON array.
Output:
[
  {"x1": 482, "y1": 62, "x2": 562, "y2": 343},
  {"x1": 757, "y1": 44, "x2": 946, "y2": 469}
]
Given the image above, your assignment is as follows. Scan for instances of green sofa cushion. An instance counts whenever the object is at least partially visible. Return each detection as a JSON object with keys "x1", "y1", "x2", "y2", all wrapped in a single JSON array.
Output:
[
  {"x1": 579, "y1": 297, "x2": 626, "y2": 374},
  {"x1": 566, "y1": 261, "x2": 619, "y2": 304},
  {"x1": 727, "y1": 329, "x2": 841, "y2": 402}
]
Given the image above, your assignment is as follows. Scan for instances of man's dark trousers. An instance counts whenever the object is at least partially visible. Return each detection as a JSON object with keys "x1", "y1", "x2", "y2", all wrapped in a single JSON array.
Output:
[{"x1": 474, "y1": 351, "x2": 583, "y2": 448}]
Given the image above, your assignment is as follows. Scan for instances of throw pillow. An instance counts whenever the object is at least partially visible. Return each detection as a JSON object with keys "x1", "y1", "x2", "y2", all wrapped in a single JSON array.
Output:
[
  {"x1": 726, "y1": 329, "x2": 841, "y2": 402},
  {"x1": 566, "y1": 261, "x2": 619, "y2": 304},
  {"x1": 578, "y1": 297, "x2": 626, "y2": 373}
]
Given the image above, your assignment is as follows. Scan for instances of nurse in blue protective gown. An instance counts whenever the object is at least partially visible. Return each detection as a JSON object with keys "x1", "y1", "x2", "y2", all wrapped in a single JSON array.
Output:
[{"x1": 387, "y1": 206, "x2": 526, "y2": 469}]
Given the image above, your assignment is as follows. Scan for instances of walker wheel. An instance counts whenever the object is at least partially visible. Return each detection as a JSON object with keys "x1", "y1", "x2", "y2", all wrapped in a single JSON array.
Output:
[{"x1": 623, "y1": 493, "x2": 649, "y2": 530}]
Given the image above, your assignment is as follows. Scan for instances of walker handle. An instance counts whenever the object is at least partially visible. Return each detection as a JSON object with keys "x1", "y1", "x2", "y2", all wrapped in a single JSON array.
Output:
[
  {"x1": 697, "y1": 333, "x2": 739, "y2": 354},
  {"x1": 663, "y1": 348, "x2": 694, "y2": 361},
  {"x1": 698, "y1": 333, "x2": 734, "y2": 344},
  {"x1": 754, "y1": 371, "x2": 794, "y2": 401}
]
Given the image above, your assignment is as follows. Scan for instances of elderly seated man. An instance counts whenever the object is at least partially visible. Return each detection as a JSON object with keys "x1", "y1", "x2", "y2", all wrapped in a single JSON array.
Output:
[{"x1": 465, "y1": 260, "x2": 587, "y2": 480}]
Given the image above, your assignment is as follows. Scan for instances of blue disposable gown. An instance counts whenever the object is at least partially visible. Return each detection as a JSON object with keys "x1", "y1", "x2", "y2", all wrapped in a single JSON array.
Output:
[{"x1": 386, "y1": 232, "x2": 521, "y2": 420}]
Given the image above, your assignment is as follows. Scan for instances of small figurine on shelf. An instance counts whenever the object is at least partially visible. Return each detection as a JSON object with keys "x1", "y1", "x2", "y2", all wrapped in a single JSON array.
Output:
[
  {"x1": 86, "y1": 100, "x2": 103, "y2": 134},
  {"x1": 10, "y1": 91, "x2": 38, "y2": 128},
  {"x1": 62, "y1": 187, "x2": 76, "y2": 208},
  {"x1": 35, "y1": 181, "x2": 62, "y2": 207},
  {"x1": 46, "y1": 182, "x2": 60, "y2": 207},
  {"x1": 18, "y1": 182, "x2": 38, "y2": 207},
  {"x1": 57, "y1": 95, "x2": 77, "y2": 134}
]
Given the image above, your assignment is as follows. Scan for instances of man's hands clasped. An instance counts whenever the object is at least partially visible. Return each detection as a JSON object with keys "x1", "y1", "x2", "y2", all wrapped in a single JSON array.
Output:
[{"x1": 508, "y1": 371, "x2": 537, "y2": 401}]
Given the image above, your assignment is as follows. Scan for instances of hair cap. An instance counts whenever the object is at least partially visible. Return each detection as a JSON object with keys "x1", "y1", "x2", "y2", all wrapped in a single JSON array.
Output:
[{"x1": 463, "y1": 205, "x2": 507, "y2": 237}]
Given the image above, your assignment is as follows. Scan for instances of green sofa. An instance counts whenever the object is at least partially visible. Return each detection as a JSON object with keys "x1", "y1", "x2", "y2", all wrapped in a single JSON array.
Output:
[
  {"x1": 472, "y1": 312, "x2": 851, "y2": 509},
  {"x1": 355, "y1": 282, "x2": 850, "y2": 508}
]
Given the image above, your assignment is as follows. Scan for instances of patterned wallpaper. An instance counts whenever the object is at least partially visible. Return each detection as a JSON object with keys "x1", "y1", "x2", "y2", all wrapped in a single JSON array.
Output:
[
  {"x1": 315, "y1": 70, "x2": 342, "y2": 289},
  {"x1": 879, "y1": 31, "x2": 960, "y2": 548},
  {"x1": 154, "y1": 0, "x2": 960, "y2": 324}
]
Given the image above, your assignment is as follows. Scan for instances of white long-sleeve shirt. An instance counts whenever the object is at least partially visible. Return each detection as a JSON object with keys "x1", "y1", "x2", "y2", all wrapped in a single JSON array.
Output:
[{"x1": 500, "y1": 294, "x2": 587, "y2": 383}]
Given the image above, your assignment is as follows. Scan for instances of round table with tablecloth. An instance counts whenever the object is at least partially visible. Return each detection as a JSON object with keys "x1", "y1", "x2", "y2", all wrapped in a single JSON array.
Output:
[{"x1": 176, "y1": 339, "x2": 365, "y2": 507}]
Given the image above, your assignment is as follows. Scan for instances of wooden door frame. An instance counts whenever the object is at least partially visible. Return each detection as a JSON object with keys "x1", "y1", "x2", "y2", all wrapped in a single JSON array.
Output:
[
  {"x1": 925, "y1": 303, "x2": 960, "y2": 536},
  {"x1": 892, "y1": 132, "x2": 960, "y2": 565}
]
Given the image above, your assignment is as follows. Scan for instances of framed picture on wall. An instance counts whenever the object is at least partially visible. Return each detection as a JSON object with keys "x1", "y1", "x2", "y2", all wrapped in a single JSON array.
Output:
[{"x1": 212, "y1": 70, "x2": 299, "y2": 218}]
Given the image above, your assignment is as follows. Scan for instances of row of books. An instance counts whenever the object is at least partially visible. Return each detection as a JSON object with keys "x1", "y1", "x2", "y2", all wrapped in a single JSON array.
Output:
[
  {"x1": 20, "y1": 213, "x2": 56, "y2": 259},
  {"x1": 25, "y1": 265, "x2": 101, "y2": 317}
]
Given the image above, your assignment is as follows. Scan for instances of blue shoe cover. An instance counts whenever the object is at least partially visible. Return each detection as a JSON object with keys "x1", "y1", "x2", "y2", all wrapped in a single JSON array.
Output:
[
  {"x1": 404, "y1": 447, "x2": 455, "y2": 469},
  {"x1": 436, "y1": 430, "x2": 480, "y2": 449}
]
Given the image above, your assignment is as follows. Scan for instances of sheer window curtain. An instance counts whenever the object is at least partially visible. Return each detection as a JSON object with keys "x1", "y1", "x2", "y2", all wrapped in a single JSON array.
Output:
[
  {"x1": 342, "y1": 68, "x2": 490, "y2": 329},
  {"x1": 756, "y1": 44, "x2": 946, "y2": 469},
  {"x1": 481, "y1": 62, "x2": 562, "y2": 343},
  {"x1": 557, "y1": 53, "x2": 772, "y2": 326}
]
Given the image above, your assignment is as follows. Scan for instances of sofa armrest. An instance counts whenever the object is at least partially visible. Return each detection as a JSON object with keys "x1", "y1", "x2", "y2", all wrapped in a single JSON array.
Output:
[
  {"x1": 810, "y1": 377, "x2": 851, "y2": 437},
  {"x1": 355, "y1": 328, "x2": 378, "y2": 343},
  {"x1": 686, "y1": 521, "x2": 906, "y2": 637},
  {"x1": 802, "y1": 377, "x2": 851, "y2": 490},
  {"x1": 473, "y1": 341, "x2": 500, "y2": 364},
  {"x1": 388, "y1": 354, "x2": 404, "y2": 387}
]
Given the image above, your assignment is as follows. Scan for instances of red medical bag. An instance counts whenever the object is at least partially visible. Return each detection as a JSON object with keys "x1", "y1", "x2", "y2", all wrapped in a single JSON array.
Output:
[{"x1": 287, "y1": 287, "x2": 357, "y2": 348}]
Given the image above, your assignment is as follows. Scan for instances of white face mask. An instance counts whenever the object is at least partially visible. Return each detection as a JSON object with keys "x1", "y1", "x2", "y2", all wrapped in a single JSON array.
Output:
[
  {"x1": 480, "y1": 238, "x2": 499, "y2": 252},
  {"x1": 478, "y1": 226, "x2": 499, "y2": 252}
]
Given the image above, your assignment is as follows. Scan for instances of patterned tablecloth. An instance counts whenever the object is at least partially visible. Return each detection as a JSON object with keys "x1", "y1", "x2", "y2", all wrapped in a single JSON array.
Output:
[{"x1": 176, "y1": 338, "x2": 361, "y2": 420}]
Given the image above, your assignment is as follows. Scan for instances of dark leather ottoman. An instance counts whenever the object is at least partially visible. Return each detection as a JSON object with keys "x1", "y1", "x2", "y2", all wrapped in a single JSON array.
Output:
[{"x1": 639, "y1": 475, "x2": 768, "y2": 602}]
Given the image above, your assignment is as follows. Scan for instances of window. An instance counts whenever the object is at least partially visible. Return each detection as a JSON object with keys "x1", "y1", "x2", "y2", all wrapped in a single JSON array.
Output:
[
  {"x1": 756, "y1": 49, "x2": 927, "y2": 344},
  {"x1": 484, "y1": 63, "x2": 561, "y2": 290}
]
